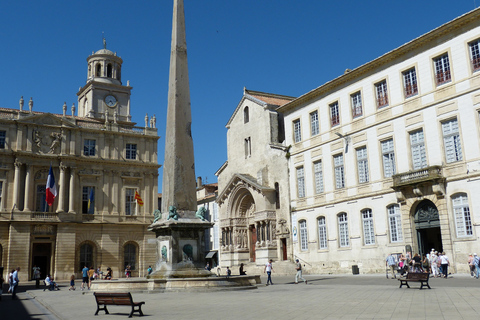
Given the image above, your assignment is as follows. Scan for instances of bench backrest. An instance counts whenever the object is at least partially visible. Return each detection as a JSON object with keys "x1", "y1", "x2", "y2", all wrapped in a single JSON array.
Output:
[
  {"x1": 406, "y1": 272, "x2": 429, "y2": 280},
  {"x1": 94, "y1": 292, "x2": 133, "y2": 305}
]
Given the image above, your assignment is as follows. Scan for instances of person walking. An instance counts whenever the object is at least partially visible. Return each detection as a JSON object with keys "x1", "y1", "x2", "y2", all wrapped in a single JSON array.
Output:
[
  {"x1": 295, "y1": 259, "x2": 307, "y2": 284},
  {"x1": 430, "y1": 251, "x2": 439, "y2": 278},
  {"x1": 473, "y1": 253, "x2": 480, "y2": 279},
  {"x1": 264, "y1": 259, "x2": 274, "y2": 285},
  {"x1": 11, "y1": 267, "x2": 20, "y2": 300},
  {"x1": 32, "y1": 265, "x2": 41, "y2": 289},
  {"x1": 81, "y1": 265, "x2": 89, "y2": 290},
  {"x1": 440, "y1": 252, "x2": 450, "y2": 278},
  {"x1": 468, "y1": 253, "x2": 475, "y2": 277},
  {"x1": 69, "y1": 275, "x2": 76, "y2": 291},
  {"x1": 386, "y1": 253, "x2": 396, "y2": 279}
]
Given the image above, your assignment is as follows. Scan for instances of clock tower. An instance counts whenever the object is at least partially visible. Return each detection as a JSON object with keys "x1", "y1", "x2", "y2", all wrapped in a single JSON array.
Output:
[{"x1": 77, "y1": 42, "x2": 132, "y2": 122}]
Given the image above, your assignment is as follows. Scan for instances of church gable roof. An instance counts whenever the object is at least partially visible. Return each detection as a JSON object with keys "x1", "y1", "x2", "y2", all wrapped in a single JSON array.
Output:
[
  {"x1": 17, "y1": 112, "x2": 77, "y2": 127},
  {"x1": 226, "y1": 88, "x2": 295, "y2": 128}
]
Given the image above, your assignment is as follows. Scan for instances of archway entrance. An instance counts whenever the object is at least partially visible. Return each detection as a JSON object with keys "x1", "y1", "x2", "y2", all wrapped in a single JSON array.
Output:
[
  {"x1": 31, "y1": 243, "x2": 52, "y2": 280},
  {"x1": 414, "y1": 200, "x2": 443, "y2": 258}
]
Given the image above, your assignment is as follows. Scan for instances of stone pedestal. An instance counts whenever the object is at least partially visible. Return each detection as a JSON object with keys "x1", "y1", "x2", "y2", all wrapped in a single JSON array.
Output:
[{"x1": 148, "y1": 210, "x2": 213, "y2": 278}]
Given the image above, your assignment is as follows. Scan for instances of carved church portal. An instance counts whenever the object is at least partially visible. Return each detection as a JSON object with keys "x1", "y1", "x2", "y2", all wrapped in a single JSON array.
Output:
[
  {"x1": 414, "y1": 199, "x2": 442, "y2": 258},
  {"x1": 31, "y1": 242, "x2": 52, "y2": 280}
]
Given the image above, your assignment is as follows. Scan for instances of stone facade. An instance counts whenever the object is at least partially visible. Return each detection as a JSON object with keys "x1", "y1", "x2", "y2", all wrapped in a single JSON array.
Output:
[
  {"x1": 216, "y1": 89, "x2": 295, "y2": 269},
  {"x1": 0, "y1": 47, "x2": 160, "y2": 281},
  {"x1": 278, "y1": 8, "x2": 480, "y2": 274}
]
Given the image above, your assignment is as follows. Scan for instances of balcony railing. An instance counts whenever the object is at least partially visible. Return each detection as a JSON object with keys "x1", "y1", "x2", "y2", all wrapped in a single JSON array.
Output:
[{"x1": 392, "y1": 165, "x2": 443, "y2": 188}]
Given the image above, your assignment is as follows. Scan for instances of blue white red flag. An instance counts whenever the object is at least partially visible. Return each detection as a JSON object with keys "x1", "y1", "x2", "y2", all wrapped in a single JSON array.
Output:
[{"x1": 46, "y1": 166, "x2": 57, "y2": 206}]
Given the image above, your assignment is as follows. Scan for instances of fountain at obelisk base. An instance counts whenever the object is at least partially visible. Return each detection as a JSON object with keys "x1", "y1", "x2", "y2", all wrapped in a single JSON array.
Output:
[{"x1": 91, "y1": 0, "x2": 260, "y2": 292}]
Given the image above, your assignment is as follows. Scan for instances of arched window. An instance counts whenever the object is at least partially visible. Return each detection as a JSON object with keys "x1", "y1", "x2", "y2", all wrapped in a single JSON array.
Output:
[
  {"x1": 79, "y1": 243, "x2": 94, "y2": 271},
  {"x1": 244, "y1": 106, "x2": 249, "y2": 123},
  {"x1": 452, "y1": 193, "x2": 472, "y2": 237},
  {"x1": 124, "y1": 243, "x2": 137, "y2": 270},
  {"x1": 275, "y1": 182, "x2": 280, "y2": 209},
  {"x1": 96, "y1": 64, "x2": 102, "y2": 77},
  {"x1": 317, "y1": 217, "x2": 327, "y2": 249},
  {"x1": 107, "y1": 64, "x2": 113, "y2": 78},
  {"x1": 362, "y1": 209, "x2": 375, "y2": 245},
  {"x1": 299, "y1": 220, "x2": 308, "y2": 251},
  {"x1": 387, "y1": 204, "x2": 403, "y2": 242},
  {"x1": 338, "y1": 213, "x2": 349, "y2": 247}
]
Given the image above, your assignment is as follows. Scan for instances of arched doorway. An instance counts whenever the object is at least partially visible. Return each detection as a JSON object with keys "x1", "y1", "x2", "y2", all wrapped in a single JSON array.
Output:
[{"x1": 414, "y1": 199, "x2": 442, "y2": 258}]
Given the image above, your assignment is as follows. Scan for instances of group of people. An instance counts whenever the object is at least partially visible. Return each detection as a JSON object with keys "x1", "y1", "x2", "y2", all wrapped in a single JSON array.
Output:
[
  {"x1": 81, "y1": 265, "x2": 112, "y2": 290},
  {"x1": 1, "y1": 267, "x2": 20, "y2": 300},
  {"x1": 386, "y1": 250, "x2": 452, "y2": 279},
  {"x1": 263, "y1": 259, "x2": 307, "y2": 285},
  {"x1": 467, "y1": 253, "x2": 480, "y2": 278}
]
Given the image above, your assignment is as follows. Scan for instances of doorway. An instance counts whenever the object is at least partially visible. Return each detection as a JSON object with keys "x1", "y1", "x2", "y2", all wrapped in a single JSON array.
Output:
[
  {"x1": 414, "y1": 200, "x2": 443, "y2": 258},
  {"x1": 32, "y1": 243, "x2": 52, "y2": 280},
  {"x1": 249, "y1": 225, "x2": 256, "y2": 262},
  {"x1": 281, "y1": 238, "x2": 287, "y2": 261}
]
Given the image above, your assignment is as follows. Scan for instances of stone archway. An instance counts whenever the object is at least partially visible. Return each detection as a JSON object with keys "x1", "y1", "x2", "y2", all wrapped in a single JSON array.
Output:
[{"x1": 413, "y1": 199, "x2": 442, "y2": 258}]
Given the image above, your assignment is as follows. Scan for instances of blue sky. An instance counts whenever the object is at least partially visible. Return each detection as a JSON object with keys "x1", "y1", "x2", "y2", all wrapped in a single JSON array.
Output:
[{"x1": 0, "y1": 1, "x2": 476, "y2": 191}]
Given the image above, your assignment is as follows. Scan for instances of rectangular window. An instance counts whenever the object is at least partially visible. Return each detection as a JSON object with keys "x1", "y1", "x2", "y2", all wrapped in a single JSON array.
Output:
[
  {"x1": 125, "y1": 188, "x2": 136, "y2": 215},
  {"x1": 296, "y1": 167, "x2": 305, "y2": 198},
  {"x1": 83, "y1": 139, "x2": 96, "y2": 156},
  {"x1": 330, "y1": 102, "x2": 340, "y2": 127},
  {"x1": 293, "y1": 119, "x2": 302, "y2": 143},
  {"x1": 244, "y1": 137, "x2": 251, "y2": 158},
  {"x1": 375, "y1": 80, "x2": 389, "y2": 108},
  {"x1": 442, "y1": 118, "x2": 463, "y2": 163},
  {"x1": 82, "y1": 186, "x2": 95, "y2": 214},
  {"x1": 299, "y1": 220, "x2": 308, "y2": 251},
  {"x1": 310, "y1": 111, "x2": 319, "y2": 136},
  {"x1": 469, "y1": 39, "x2": 480, "y2": 72},
  {"x1": 381, "y1": 139, "x2": 396, "y2": 178},
  {"x1": 0, "y1": 181, "x2": 3, "y2": 208},
  {"x1": 35, "y1": 185, "x2": 47, "y2": 212},
  {"x1": 0, "y1": 131, "x2": 5, "y2": 149},
  {"x1": 410, "y1": 130, "x2": 427, "y2": 170},
  {"x1": 362, "y1": 209, "x2": 375, "y2": 245},
  {"x1": 388, "y1": 205, "x2": 403, "y2": 242},
  {"x1": 317, "y1": 217, "x2": 327, "y2": 249},
  {"x1": 126, "y1": 144, "x2": 137, "y2": 160},
  {"x1": 313, "y1": 160, "x2": 324, "y2": 194},
  {"x1": 356, "y1": 147, "x2": 369, "y2": 183},
  {"x1": 403, "y1": 68, "x2": 418, "y2": 98},
  {"x1": 434, "y1": 53, "x2": 451, "y2": 85},
  {"x1": 334, "y1": 154, "x2": 345, "y2": 189},
  {"x1": 453, "y1": 194, "x2": 472, "y2": 237},
  {"x1": 351, "y1": 92, "x2": 363, "y2": 118},
  {"x1": 338, "y1": 213, "x2": 349, "y2": 247}
]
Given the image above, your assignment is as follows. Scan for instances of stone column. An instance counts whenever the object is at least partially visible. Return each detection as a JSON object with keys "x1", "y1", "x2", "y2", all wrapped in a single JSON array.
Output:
[
  {"x1": 57, "y1": 163, "x2": 66, "y2": 213},
  {"x1": 112, "y1": 171, "x2": 119, "y2": 214},
  {"x1": 103, "y1": 170, "x2": 110, "y2": 214},
  {"x1": 68, "y1": 168, "x2": 76, "y2": 213},
  {"x1": 23, "y1": 164, "x2": 33, "y2": 212},
  {"x1": 12, "y1": 159, "x2": 22, "y2": 210}
]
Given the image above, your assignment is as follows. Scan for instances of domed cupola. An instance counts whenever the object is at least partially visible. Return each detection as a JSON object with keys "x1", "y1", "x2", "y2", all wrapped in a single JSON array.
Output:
[{"x1": 77, "y1": 38, "x2": 132, "y2": 122}]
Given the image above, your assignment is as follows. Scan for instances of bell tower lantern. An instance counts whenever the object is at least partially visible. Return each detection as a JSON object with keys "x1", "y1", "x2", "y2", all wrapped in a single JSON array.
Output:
[{"x1": 77, "y1": 41, "x2": 132, "y2": 122}]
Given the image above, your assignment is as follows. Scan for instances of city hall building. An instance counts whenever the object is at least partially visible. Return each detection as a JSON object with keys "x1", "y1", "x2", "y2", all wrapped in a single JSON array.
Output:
[
  {"x1": 278, "y1": 8, "x2": 480, "y2": 274},
  {"x1": 0, "y1": 46, "x2": 159, "y2": 280}
]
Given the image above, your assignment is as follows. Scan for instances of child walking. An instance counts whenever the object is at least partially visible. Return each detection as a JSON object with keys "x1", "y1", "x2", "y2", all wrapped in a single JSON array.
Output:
[{"x1": 69, "y1": 275, "x2": 76, "y2": 291}]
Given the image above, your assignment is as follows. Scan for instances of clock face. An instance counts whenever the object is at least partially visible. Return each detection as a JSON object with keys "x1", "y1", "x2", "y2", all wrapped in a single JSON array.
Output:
[{"x1": 105, "y1": 95, "x2": 117, "y2": 107}]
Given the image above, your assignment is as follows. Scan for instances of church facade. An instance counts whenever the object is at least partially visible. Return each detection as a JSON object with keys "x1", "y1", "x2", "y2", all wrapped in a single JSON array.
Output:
[
  {"x1": 216, "y1": 89, "x2": 295, "y2": 269},
  {"x1": 278, "y1": 8, "x2": 480, "y2": 274},
  {"x1": 0, "y1": 46, "x2": 159, "y2": 280}
]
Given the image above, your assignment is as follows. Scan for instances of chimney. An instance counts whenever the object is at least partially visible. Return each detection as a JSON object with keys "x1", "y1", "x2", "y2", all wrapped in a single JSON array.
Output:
[{"x1": 197, "y1": 177, "x2": 202, "y2": 188}]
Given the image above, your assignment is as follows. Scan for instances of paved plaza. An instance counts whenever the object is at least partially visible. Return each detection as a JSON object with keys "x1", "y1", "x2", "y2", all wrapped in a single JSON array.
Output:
[{"x1": 2, "y1": 274, "x2": 480, "y2": 320}]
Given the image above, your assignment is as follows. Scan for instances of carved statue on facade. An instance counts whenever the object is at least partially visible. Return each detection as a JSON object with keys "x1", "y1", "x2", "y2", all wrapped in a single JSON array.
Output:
[
  {"x1": 161, "y1": 245, "x2": 167, "y2": 261},
  {"x1": 19, "y1": 96, "x2": 24, "y2": 111},
  {"x1": 33, "y1": 130, "x2": 42, "y2": 148},
  {"x1": 49, "y1": 132, "x2": 62, "y2": 153},
  {"x1": 195, "y1": 206, "x2": 206, "y2": 221},
  {"x1": 153, "y1": 209, "x2": 162, "y2": 223},
  {"x1": 167, "y1": 205, "x2": 178, "y2": 220}
]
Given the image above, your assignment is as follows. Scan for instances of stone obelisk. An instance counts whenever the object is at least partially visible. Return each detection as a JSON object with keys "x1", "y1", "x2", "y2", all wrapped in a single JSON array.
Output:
[
  {"x1": 148, "y1": 0, "x2": 213, "y2": 279},
  {"x1": 161, "y1": 0, "x2": 196, "y2": 213}
]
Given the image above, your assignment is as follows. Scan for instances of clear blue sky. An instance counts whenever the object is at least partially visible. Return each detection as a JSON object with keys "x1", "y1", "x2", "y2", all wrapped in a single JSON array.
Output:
[{"x1": 0, "y1": 1, "x2": 476, "y2": 192}]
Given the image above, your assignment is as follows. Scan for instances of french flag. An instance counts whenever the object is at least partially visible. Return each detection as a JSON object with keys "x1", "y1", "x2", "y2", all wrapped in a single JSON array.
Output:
[{"x1": 46, "y1": 166, "x2": 57, "y2": 206}]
